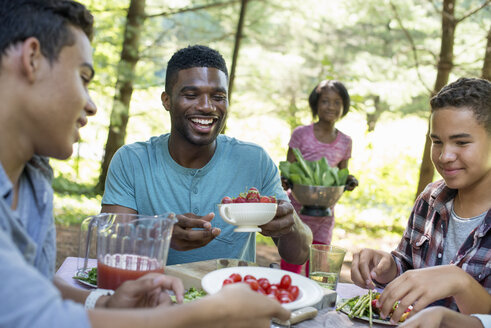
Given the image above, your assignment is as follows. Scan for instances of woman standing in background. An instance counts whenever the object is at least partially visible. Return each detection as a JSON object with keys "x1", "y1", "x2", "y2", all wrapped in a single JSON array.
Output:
[{"x1": 281, "y1": 79, "x2": 358, "y2": 275}]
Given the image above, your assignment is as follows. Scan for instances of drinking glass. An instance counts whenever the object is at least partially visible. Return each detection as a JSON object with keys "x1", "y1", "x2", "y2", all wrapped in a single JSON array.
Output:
[{"x1": 309, "y1": 244, "x2": 346, "y2": 290}]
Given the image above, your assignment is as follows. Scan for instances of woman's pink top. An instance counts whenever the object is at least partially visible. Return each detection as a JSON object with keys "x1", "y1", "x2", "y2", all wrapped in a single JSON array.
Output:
[{"x1": 288, "y1": 123, "x2": 352, "y2": 244}]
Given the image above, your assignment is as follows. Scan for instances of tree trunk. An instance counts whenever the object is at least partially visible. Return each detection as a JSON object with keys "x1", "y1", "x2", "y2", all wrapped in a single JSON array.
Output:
[
  {"x1": 482, "y1": 25, "x2": 491, "y2": 80},
  {"x1": 96, "y1": 0, "x2": 146, "y2": 193},
  {"x1": 415, "y1": 0, "x2": 456, "y2": 198},
  {"x1": 366, "y1": 95, "x2": 386, "y2": 132},
  {"x1": 228, "y1": 0, "x2": 248, "y2": 105}
]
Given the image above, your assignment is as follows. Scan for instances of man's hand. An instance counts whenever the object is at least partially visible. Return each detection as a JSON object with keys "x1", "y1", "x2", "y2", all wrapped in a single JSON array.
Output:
[
  {"x1": 100, "y1": 273, "x2": 185, "y2": 308},
  {"x1": 171, "y1": 212, "x2": 221, "y2": 251},
  {"x1": 351, "y1": 248, "x2": 397, "y2": 289},
  {"x1": 259, "y1": 200, "x2": 295, "y2": 237},
  {"x1": 260, "y1": 201, "x2": 312, "y2": 265},
  {"x1": 201, "y1": 283, "x2": 291, "y2": 327}
]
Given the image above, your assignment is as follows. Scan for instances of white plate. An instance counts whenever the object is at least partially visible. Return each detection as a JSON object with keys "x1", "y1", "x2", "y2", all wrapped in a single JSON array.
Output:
[
  {"x1": 201, "y1": 267, "x2": 324, "y2": 310},
  {"x1": 74, "y1": 277, "x2": 97, "y2": 288},
  {"x1": 73, "y1": 268, "x2": 97, "y2": 288}
]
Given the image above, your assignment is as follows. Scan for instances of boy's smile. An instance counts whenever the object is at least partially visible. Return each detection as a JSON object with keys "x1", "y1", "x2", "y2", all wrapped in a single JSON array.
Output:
[{"x1": 430, "y1": 107, "x2": 491, "y2": 191}]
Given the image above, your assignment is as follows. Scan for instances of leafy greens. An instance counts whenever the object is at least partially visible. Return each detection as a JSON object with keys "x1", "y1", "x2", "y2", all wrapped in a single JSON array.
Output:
[{"x1": 280, "y1": 148, "x2": 349, "y2": 187}]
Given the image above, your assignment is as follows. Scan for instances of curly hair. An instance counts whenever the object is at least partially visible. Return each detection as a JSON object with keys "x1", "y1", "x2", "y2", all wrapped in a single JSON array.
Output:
[
  {"x1": 165, "y1": 45, "x2": 228, "y2": 93},
  {"x1": 308, "y1": 80, "x2": 351, "y2": 119},
  {"x1": 0, "y1": 0, "x2": 93, "y2": 65},
  {"x1": 430, "y1": 77, "x2": 491, "y2": 134}
]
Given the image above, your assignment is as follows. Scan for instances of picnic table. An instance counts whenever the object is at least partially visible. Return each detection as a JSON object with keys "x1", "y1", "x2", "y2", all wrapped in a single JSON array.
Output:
[{"x1": 56, "y1": 257, "x2": 392, "y2": 328}]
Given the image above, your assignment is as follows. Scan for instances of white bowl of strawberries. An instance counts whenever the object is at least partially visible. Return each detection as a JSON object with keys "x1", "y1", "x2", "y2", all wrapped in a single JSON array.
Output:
[{"x1": 218, "y1": 187, "x2": 278, "y2": 232}]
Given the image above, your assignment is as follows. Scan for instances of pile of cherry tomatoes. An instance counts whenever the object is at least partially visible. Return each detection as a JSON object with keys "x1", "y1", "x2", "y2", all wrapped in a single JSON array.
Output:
[{"x1": 222, "y1": 273, "x2": 299, "y2": 304}]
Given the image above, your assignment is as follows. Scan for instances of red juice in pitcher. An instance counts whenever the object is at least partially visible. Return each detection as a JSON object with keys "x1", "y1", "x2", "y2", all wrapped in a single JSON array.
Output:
[{"x1": 97, "y1": 254, "x2": 165, "y2": 290}]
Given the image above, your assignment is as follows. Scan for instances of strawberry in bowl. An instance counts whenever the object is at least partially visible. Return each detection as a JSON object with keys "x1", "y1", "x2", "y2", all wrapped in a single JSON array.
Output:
[{"x1": 218, "y1": 188, "x2": 278, "y2": 232}]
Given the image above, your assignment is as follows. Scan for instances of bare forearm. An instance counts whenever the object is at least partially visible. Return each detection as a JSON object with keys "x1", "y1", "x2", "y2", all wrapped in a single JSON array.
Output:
[
  {"x1": 88, "y1": 305, "x2": 209, "y2": 328},
  {"x1": 276, "y1": 211, "x2": 312, "y2": 265},
  {"x1": 441, "y1": 311, "x2": 484, "y2": 328},
  {"x1": 454, "y1": 268, "x2": 491, "y2": 314},
  {"x1": 53, "y1": 275, "x2": 90, "y2": 304}
]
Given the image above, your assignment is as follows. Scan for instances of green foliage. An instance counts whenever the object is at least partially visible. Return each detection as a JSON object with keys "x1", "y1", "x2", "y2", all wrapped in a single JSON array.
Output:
[
  {"x1": 53, "y1": 174, "x2": 99, "y2": 196},
  {"x1": 51, "y1": 0, "x2": 489, "y2": 241},
  {"x1": 53, "y1": 192, "x2": 101, "y2": 226},
  {"x1": 335, "y1": 153, "x2": 418, "y2": 236}
]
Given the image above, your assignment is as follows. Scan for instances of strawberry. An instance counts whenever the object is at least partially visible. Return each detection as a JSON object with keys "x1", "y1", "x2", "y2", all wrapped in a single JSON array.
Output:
[
  {"x1": 259, "y1": 196, "x2": 271, "y2": 203},
  {"x1": 234, "y1": 196, "x2": 247, "y2": 203},
  {"x1": 269, "y1": 196, "x2": 277, "y2": 203},
  {"x1": 246, "y1": 187, "x2": 260, "y2": 202},
  {"x1": 221, "y1": 196, "x2": 233, "y2": 204}
]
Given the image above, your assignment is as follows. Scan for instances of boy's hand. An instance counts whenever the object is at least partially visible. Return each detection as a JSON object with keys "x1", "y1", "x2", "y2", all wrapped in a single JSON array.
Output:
[
  {"x1": 204, "y1": 283, "x2": 291, "y2": 327},
  {"x1": 399, "y1": 306, "x2": 484, "y2": 328},
  {"x1": 171, "y1": 213, "x2": 221, "y2": 251},
  {"x1": 103, "y1": 273, "x2": 185, "y2": 308},
  {"x1": 377, "y1": 266, "x2": 466, "y2": 323},
  {"x1": 351, "y1": 248, "x2": 397, "y2": 289}
]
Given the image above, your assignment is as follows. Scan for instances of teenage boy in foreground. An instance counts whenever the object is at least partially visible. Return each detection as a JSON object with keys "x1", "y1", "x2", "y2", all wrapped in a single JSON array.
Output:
[
  {"x1": 351, "y1": 77, "x2": 491, "y2": 324},
  {"x1": 0, "y1": 1, "x2": 290, "y2": 327}
]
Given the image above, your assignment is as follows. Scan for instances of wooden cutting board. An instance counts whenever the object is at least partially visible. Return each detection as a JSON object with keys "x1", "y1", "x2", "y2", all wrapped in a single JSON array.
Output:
[{"x1": 165, "y1": 258, "x2": 256, "y2": 289}]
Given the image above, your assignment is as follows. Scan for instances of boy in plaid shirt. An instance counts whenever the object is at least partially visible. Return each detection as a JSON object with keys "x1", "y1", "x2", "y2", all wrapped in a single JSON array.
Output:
[{"x1": 351, "y1": 77, "x2": 491, "y2": 324}]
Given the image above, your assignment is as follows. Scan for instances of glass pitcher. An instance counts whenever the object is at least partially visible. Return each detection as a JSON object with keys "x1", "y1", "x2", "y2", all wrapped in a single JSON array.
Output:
[{"x1": 77, "y1": 213, "x2": 177, "y2": 290}]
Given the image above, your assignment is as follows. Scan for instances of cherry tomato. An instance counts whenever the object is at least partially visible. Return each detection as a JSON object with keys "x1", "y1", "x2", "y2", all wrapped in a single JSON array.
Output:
[
  {"x1": 288, "y1": 285, "x2": 299, "y2": 300},
  {"x1": 277, "y1": 290, "x2": 293, "y2": 304},
  {"x1": 243, "y1": 274, "x2": 257, "y2": 281},
  {"x1": 229, "y1": 273, "x2": 242, "y2": 283},
  {"x1": 279, "y1": 296, "x2": 292, "y2": 304},
  {"x1": 278, "y1": 289, "x2": 294, "y2": 301},
  {"x1": 267, "y1": 284, "x2": 279, "y2": 295},
  {"x1": 222, "y1": 278, "x2": 234, "y2": 286},
  {"x1": 258, "y1": 278, "x2": 271, "y2": 291},
  {"x1": 245, "y1": 279, "x2": 259, "y2": 291},
  {"x1": 279, "y1": 274, "x2": 292, "y2": 289}
]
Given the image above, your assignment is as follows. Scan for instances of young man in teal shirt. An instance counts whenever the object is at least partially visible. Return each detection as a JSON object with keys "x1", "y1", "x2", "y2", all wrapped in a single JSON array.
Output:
[{"x1": 102, "y1": 45, "x2": 313, "y2": 265}]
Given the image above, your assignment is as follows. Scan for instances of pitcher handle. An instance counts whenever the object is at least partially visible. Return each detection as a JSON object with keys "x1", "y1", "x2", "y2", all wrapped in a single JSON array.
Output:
[{"x1": 76, "y1": 216, "x2": 99, "y2": 276}]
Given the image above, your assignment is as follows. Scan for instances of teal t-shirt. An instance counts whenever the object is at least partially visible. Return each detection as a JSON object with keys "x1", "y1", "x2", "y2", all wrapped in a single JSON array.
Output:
[{"x1": 102, "y1": 134, "x2": 288, "y2": 265}]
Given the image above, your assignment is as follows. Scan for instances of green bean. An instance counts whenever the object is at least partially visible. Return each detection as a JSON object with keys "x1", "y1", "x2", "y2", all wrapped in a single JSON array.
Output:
[
  {"x1": 369, "y1": 290, "x2": 373, "y2": 328},
  {"x1": 336, "y1": 297, "x2": 354, "y2": 311}
]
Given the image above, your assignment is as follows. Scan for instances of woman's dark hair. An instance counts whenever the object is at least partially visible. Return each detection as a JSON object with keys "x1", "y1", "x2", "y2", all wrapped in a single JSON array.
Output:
[
  {"x1": 430, "y1": 77, "x2": 491, "y2": 134},
  {"x1": 165, "y1": 45, "x2": 228, "y2": 94},
  {"x1": 0, "y1": 0, "x2": 93, "y2": 65},
  {"x1": 308, "y1": 80, "x2": 350, "y2": 118}
]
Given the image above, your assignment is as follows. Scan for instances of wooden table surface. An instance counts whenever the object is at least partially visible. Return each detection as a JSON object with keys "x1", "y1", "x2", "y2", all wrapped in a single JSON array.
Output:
[{"x1": 56, "y1": 257, "x2": 394, "y2": 328}]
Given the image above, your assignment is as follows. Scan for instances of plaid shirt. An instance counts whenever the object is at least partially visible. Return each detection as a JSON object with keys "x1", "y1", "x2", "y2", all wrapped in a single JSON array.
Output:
[{"x1": 391, "y1": 180, "x2": 491, "y2": 308}]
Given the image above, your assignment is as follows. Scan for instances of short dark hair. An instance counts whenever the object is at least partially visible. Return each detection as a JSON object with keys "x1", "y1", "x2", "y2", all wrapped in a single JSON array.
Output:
[
  {"x1": 308, "y1": 80, "x2": 351, "y2": 118},
  {"x1": 165, "y1": 45, "x2": 228, "y2": 93},
  {"x1": 430, "y1": 77, "x2": 491, "y2": 134},
  {"x1": 0, "y1": 0, "x2": 93, "y2": 65}
]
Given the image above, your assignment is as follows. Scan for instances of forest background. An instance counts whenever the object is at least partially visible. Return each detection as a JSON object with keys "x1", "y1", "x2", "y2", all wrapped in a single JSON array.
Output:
[{"x1": 53, "y1": 0, "x2": 491, "y2": 267}]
